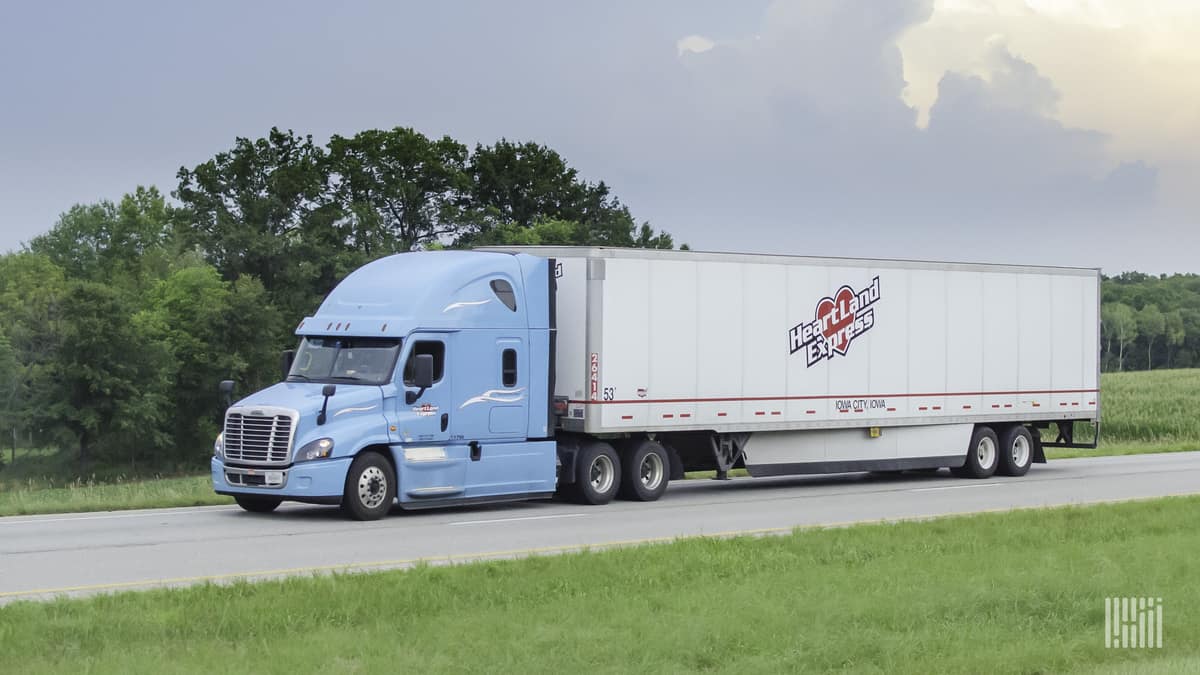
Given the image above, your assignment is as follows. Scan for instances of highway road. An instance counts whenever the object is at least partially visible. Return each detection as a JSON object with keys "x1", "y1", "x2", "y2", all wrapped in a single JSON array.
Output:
[{"x1": 2, "y1": 452, "x2": 1198, "y2": 604}]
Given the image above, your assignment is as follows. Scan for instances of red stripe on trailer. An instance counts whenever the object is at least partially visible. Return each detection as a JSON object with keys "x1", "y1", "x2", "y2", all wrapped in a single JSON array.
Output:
[
  {"x1": 716, "y1": 412, "x2": 727, "y2": 417},
  {"x1": 621, "y1": 415, "x2": 633, "y2": 420},
  {"x1": 1059, "y1": 402, "x2": 1068, "y2": 407},
  {"x1": 770, "y1": 411, "x2": 782, "y2": 416},
  {"x1": 806, "y1": 409, "x2": 817, "y2": 414},
  {"x1": 991, "y1": 404, "x2": 1000, "y2": 408},
  {"x1": 886, "y1": 407, "x2": 896, "y2": 412},
  {"x1": 1004, "y1": 404, "x2": 1013, "y2": 408},
  {"x1": 838, "y1": 409, "x2": 850, "y2": 413},
  {"x1": 680, "y1": 413, "x2": 692, "y2": 418},
  {"x1": 1088, "y1": 401, "x2": 1095, "y2": 405},
  {"x1": 1071, "y1": 402, "x2": 1079, "y2": 406},
  {"x1": 755, "y1": 411, "x2": 766, "y2": 416},
  {"x1": 918, "y1": 406, "x2": 928, "y2": 411},
  {"x1": 566, "y1": 387, "x2": 1098, "y2": 406},
  {"x1": 932, "y1": 406, "x2": 942, "y2": 410},
  {"x1": 662, "y1": 414, "x2": 674, "y2": 419},
  {"x1": 1032, "y1": 402, "x2": 1041, "y2": 407},
  {"x1": 962, "y1": 405, "x2": 972, "y2": 410}
]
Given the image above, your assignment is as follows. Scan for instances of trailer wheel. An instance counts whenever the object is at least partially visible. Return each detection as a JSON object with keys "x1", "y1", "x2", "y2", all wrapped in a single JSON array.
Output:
[
  {"x1": 954, "y1": 426, "x2": 999, "y2": 479},
  {"x1": 997, "y1": 425, "x2": 1034, "y2": 477},
  {"x1": 618, "y1": 440, "x2": 670, "y2": 501},
  {"x1": 234, "y1": 496, "x2": 282, "y2": 513},
  {"x1": 342, "y1": 452, "x2": 396, "y2": 520},
  {"x1": 571, "y1": 442, "x2": 621, "y2": 505}
]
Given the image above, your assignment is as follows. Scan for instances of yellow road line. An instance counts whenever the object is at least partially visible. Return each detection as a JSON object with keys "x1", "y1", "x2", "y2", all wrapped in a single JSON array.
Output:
[{"x1": 2, "y1": 492, "x2": 1196, "y2": 601}]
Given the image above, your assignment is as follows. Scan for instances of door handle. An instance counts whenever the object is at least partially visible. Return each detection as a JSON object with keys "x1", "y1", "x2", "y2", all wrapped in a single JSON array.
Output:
[
  {"x1": 469, "y1": 441, "x2": 481, "y2": 462},
  {"x1": 440, "y1": 413, "x2": 448, "y2": 432}
]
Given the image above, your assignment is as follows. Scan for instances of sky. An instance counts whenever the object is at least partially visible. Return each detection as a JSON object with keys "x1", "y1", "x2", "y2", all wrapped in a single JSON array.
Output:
[{"x1": 1, "y1": 0, "x2": 1197, "y2": 274}]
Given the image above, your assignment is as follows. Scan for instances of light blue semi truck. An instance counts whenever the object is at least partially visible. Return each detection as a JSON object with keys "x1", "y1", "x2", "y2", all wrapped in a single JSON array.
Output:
[{"x1": 212, "y1": 247, "x2": 1100, "y2": 519}]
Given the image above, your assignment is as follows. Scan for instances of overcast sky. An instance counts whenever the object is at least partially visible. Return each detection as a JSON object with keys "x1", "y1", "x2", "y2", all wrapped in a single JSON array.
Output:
[{"x1": 1, "y1": 0, "x2": 1197, "y2": 274}]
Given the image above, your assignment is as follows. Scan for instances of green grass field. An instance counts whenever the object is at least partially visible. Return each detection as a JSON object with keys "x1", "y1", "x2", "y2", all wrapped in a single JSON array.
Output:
[
  {"x1": 1, "y1": 496, "x2": 1195, "y2": 674},
  {"x1": 1, "y1": 369, "x2": 1197, "y2": 516}
]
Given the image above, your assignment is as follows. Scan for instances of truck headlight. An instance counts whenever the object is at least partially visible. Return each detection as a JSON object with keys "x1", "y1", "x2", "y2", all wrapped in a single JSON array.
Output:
[
  {"x1": 296, "y1": 438, "x2": 334, "y2": 462},
  {"x1": 213, "y1": 432, "x2": 224, "y2": 459}
]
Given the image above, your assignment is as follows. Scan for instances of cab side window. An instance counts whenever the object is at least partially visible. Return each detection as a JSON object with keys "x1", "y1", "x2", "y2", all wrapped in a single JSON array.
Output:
[
  {"x1": 403, "y1": 341, "x2": 445, "y2": 385},
  {"x1": 502, "y1": 348, "x2": 517, "y2": 387}
]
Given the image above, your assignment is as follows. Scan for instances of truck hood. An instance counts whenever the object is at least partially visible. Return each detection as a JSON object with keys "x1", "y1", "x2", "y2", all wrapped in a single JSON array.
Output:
[{"x1": 234, "y1": 382, "x2": 384, "y2": 422}]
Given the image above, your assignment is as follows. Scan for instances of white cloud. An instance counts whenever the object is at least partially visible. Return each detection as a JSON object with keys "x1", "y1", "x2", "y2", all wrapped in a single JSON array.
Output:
[{"x1": 676, "y1": 34, "x2": 715, "y2": 56}]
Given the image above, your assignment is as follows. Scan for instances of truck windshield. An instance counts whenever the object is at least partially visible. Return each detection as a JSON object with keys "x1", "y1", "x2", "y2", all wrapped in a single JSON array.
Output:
[{"x1": 287, "y1": 337, "x2": 401, "y2": 386}]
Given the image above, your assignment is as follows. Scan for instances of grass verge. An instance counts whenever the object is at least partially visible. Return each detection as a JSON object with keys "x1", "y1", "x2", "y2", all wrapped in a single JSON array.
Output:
[
  {"x1": 0, "y1": 475, "x2": 230, "y2": 517},
  {"x1": 1, "y1": 496, "x2": 1196, "y2": 673}
]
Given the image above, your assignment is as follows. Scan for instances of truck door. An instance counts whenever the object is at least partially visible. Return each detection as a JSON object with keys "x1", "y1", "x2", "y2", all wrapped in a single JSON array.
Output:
[
  {"x1": 391, "y1": 333, "x2": 471, "y2": 502},
  {"x1": 454, "y1": 331, "x2": 554, "y2": 497}
]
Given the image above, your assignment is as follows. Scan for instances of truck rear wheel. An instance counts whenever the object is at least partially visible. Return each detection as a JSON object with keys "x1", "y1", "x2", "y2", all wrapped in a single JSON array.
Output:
[
  {"x1": 342, "y1": 452, "x2": 396, "y2": 520},
  {"x1": 997, "y1": 425, "x2": 1034, "y2": 477},
  {"x1": 571, "y1": 441, "x2": 621, "y2": 505},
  {"x1": 953, "y1": 426, "x2": 999, "y2": 479},
  {"x1": 618, "y1": 440, "x2": 670, "y2": 501},
  {"x1": 234, "y1": 495, "x2": 282, "y2": 513}
]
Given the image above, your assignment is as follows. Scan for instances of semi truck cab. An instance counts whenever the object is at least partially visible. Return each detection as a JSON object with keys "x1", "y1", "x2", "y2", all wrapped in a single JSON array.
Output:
[{"x1": 212, "y1": 251, "x2": 560, "y2": 519}]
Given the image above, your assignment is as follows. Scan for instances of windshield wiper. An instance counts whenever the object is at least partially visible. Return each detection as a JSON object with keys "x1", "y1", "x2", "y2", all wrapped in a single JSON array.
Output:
[
  {"x1": 329, "y1": 375, "x2": 366, "y2": 382},
  {"x1": 286, "y1": 374, "x2": 311, "y2": 382}
]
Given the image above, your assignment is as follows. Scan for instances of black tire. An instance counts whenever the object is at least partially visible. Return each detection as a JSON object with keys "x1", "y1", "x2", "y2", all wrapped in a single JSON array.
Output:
[
  {"x1": 955, "y1": 426, "x2": 999, "y2": 479},
  {"x1": 618, "y1": 440, "x2": 670, "y2": 501},
  {"x1": 997, "y1": 425, "x2": 1034, "y2": 477},
  {"x1": 234, "y1": 495, "x2": 282, "y2": 513},
  {"x1": 342, "y1": 452, "x2": 396, "y2": 520},
  {"x1": 570, "y1": 442, "x2": 621, "y2": 505}
]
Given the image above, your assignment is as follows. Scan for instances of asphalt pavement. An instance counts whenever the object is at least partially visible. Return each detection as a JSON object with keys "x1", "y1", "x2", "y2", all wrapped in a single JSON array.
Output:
[{"x1": 2, "y1": 451, "x2": 1198, "y2": 604}]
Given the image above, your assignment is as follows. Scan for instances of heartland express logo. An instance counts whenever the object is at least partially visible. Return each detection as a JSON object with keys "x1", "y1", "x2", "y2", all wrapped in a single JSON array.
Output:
[{"x1": 788, "y1": 276, "x2": 881, "y2": 366}]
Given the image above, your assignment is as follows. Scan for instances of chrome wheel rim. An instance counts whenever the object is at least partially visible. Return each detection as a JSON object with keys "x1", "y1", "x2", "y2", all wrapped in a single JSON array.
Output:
[
  {"x1": 1011, "y1": 435, "x2": 1030, "y2": 468},
  {"x1": 589, "y1": 454, "x2": 615, "y2": 494},
  {"x1": 357, "y1": 466, "x2": 388, "y2": 509},
  {"x1": 976, "y1": 436, "x2": 996, "y2": 470},
  {"x1": 639, "y1": 451, "x2": 664, "y2": 491}
]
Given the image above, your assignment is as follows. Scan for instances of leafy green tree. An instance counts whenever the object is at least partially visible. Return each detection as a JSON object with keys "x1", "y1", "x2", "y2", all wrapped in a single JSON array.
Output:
[
  {"x1": 465, "y1": 140, "x2": 681, "y2": 249},
  {"x1": 1102, "y1": 302, "x2": 1138, "y2": 371},
  {"x1": 0, "y1": 330, "x2": 16, "y2": 466},
  {"x1": 28, "y1": 187, "x2": 174, "y2": 289},
  {"x1": 327, "y1": 127, "x2": 473, "y2": 252},
  {"x1": 1137, "y1": 304, "x2": 1165, "y2": 370},
  {"x1": 55, "y1": 281, "x2": 173, "y2": 470},
  {"x1": 174, "y1": 128, "x2": 330, "y2": 317},
  {"x1": 1164, "y1": 309, "x2": 1185, "y2": 368},
  {"x1": 138, "y1": 263, "x2": 282, "y2": 462},
  {"x1": 0, "y1": 253, "x2": 68, "y2": 448}
]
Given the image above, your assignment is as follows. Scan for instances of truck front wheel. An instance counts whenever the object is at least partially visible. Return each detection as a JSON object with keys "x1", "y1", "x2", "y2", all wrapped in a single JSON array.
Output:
[
  {"x1": 234, "y1": 495, "x2": 282, "y2": 513},
  {"x1": 571, "y1": 442, "x2": 621, "y2": 505},
  {"x1": 618, "y1": 440, "x2": 670, "y2": 501},
  {"x1": 342, "y1": 452, "x2": 396, "y2": 520}
]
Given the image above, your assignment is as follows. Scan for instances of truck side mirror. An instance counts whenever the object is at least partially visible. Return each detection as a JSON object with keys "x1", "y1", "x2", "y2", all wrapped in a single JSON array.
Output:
[
  {"x1": 317, "y1": 384, "x2": 337, "y2": 426},
  {"x1": 281, "y1": 349, "x2": 295, "y2": 381},
  {"x1": 405, "y1": 354, "x2": 435, "y2": 405},
  {"x1": 219, "y1": 380, "x2": 235, "y2": 408}
]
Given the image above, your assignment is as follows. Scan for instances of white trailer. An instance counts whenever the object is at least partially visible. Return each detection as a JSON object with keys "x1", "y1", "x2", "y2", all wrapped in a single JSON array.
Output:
[{"x1": 506, "y1": 246, "x2": 1100, "y2": 487}]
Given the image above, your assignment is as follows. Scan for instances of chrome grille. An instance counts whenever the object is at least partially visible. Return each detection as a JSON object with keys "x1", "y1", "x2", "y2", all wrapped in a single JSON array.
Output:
[{"x1": 223, "y1": 410, "x2": 294, "y2": 465}]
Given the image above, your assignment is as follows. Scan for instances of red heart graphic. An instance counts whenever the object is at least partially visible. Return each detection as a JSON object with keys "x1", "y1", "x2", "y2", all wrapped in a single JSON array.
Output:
[{"x1": 815, "y1": 287, "x2": 856, "y2": 355}]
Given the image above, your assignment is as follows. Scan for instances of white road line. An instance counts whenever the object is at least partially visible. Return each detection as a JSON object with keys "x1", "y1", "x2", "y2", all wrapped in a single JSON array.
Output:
[
  {"x1": 909, "y1": 483, "x2": 1007, "y2": 493},
  {"x1": 450, "y1": 513, "x2": 588, "y2": 526},
  {"x1": 0, "y1": 505, "x2": 239, "y2": 526}
]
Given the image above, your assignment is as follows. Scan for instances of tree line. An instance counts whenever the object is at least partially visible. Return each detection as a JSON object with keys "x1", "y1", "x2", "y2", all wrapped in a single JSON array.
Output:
[
  {"x1": 0, "y1": 127, "x2": 680, "y2": 473},
  {"x1": 1101, "y1": 272, "x2": 1200, "y2": 372}
]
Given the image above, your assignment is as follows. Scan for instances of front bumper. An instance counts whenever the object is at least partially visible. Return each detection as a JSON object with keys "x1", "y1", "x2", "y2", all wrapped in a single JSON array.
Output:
[{"x1": 212, "y1": 456, "x2": 351, "y2": 505}]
